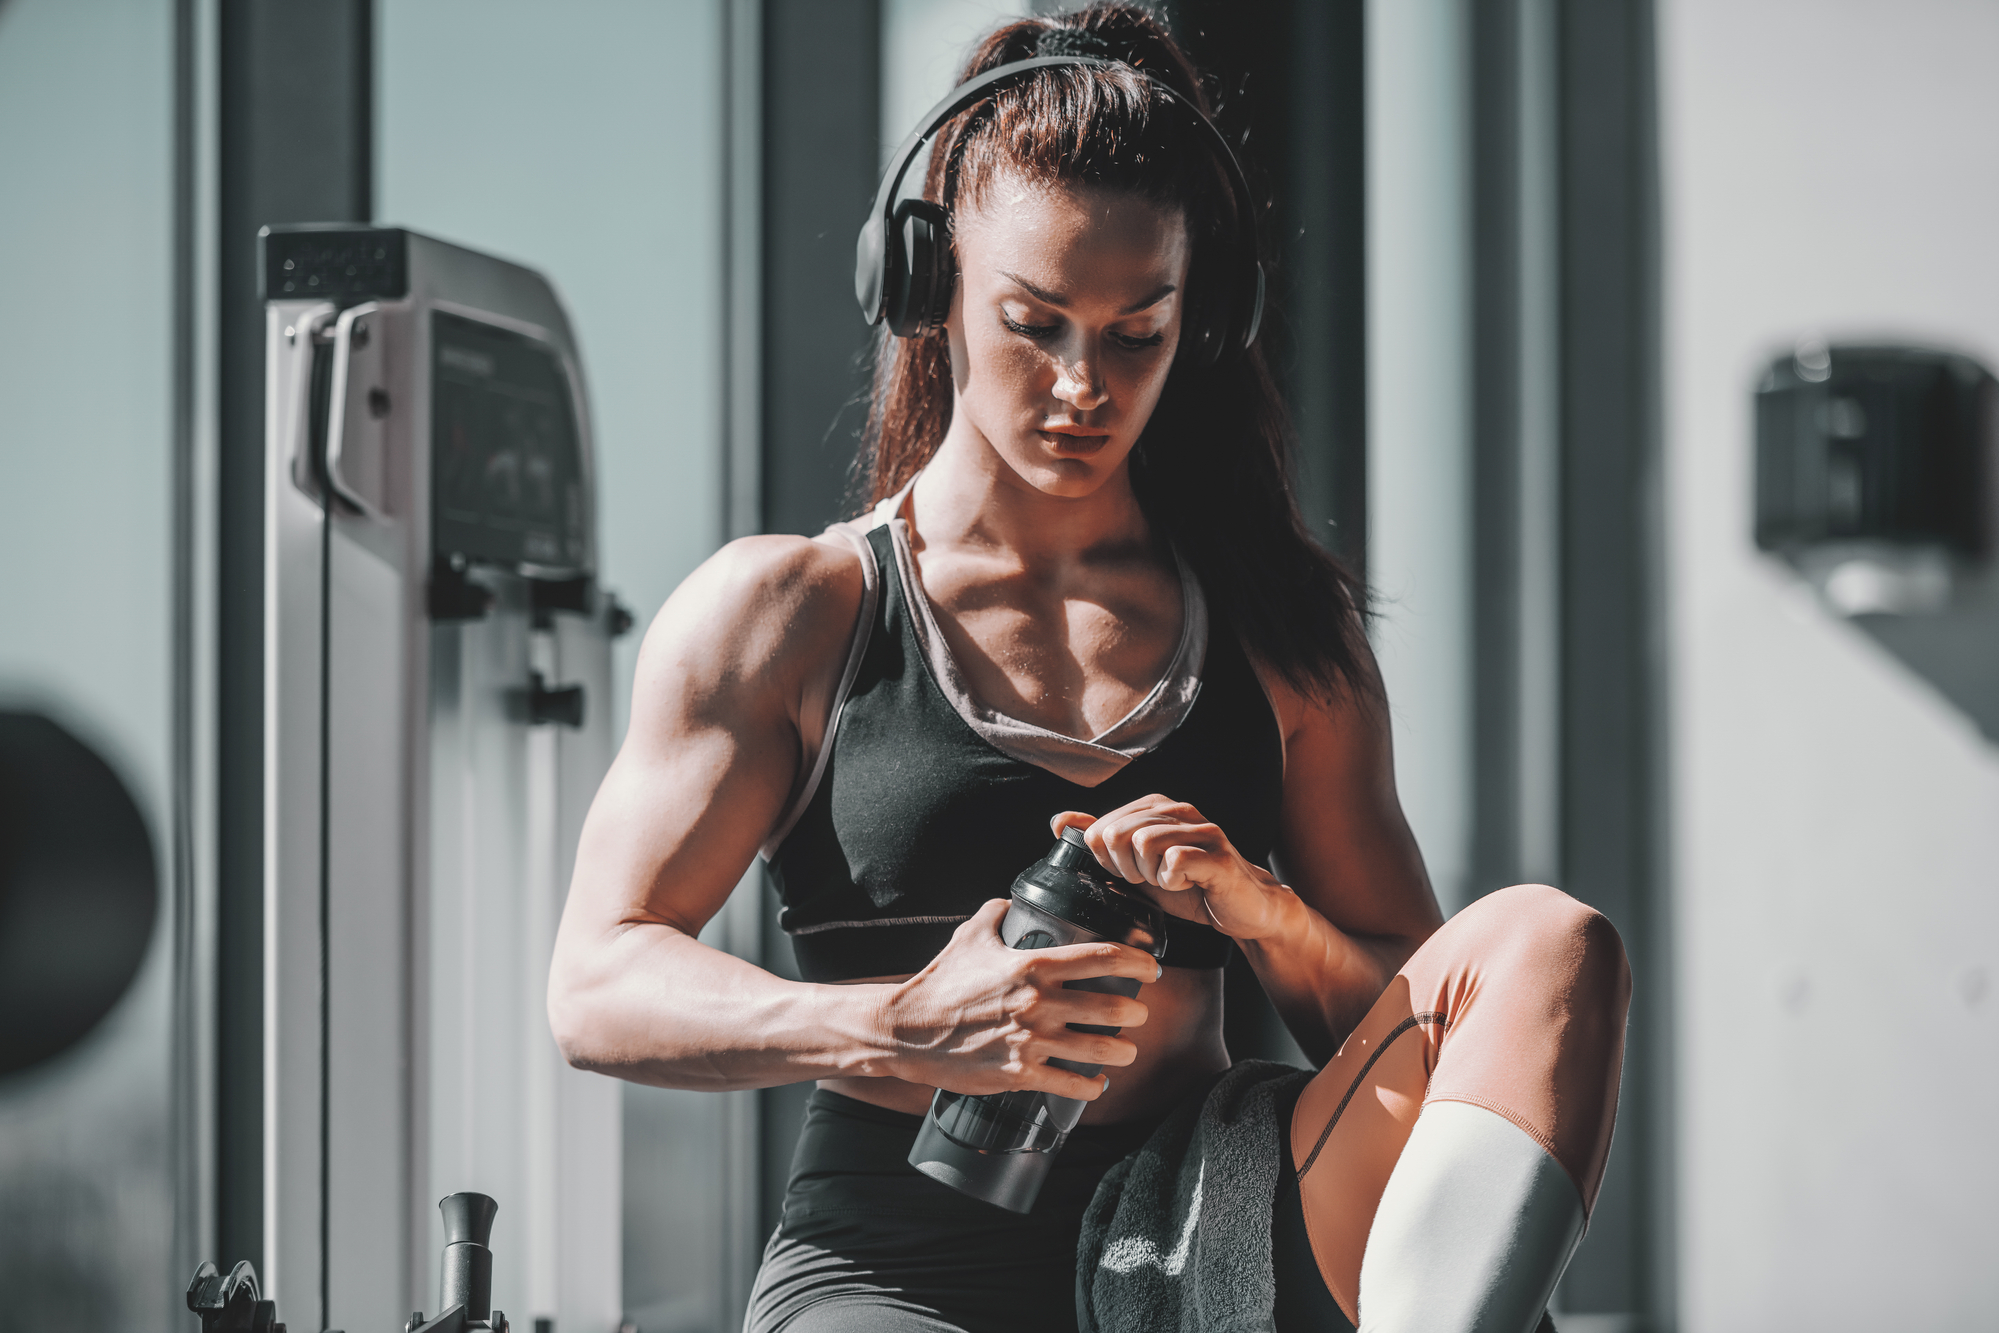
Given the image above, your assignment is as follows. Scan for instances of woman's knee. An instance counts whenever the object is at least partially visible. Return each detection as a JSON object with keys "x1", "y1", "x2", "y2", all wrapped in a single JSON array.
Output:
[{"x1": 1456, "y1": 883, "x2": 1632, "y2": 1014}]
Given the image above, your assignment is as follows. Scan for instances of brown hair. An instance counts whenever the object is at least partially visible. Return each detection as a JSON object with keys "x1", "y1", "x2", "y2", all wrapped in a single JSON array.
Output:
[{"x1": 857, "y1": 4, "x2": 1375, "y2": 703}]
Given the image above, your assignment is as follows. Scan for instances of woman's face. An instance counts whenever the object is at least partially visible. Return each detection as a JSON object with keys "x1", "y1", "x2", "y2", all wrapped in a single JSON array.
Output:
[{"x1": 945, "y1": 175, "x2": 1190, "y2": 498}]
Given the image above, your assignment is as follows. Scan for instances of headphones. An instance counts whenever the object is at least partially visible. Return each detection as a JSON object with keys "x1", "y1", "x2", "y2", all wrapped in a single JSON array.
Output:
[{"x1": 853, "y1": 54, "x2": 1266, "y2": 368}]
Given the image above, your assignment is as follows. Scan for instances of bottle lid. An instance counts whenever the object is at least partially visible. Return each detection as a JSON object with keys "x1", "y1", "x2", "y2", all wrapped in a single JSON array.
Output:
[
  {"x1": 1013, "y1": 829, "x2": 1166, "y2": 955},
  {"x1": 1049, "y1": 825, "x2": 1094, "y2": 871}
]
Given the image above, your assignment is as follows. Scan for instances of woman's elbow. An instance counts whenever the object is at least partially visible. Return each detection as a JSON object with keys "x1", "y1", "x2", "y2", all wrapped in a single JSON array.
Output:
[{"x1": 546, "y1": 956, "x2": 616, "y2": 1073}]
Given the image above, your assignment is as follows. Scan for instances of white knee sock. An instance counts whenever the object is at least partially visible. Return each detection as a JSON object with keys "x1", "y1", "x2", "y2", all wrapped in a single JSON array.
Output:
[{"x1": 1355, "y1": 1100, "x2": 1586, "y2": 1333}]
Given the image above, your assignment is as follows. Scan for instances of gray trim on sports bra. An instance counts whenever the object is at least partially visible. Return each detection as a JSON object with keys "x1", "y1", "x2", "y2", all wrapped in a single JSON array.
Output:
[
  {"x1": 759, "y1": 517, "x2": 880, "y2": 859},
  {"x1": 760, "y1": 481, "x2": 1209, "y2": 858},
  {"x1": 886, "y1": 514, "x2": 1207, "y2": 786}
]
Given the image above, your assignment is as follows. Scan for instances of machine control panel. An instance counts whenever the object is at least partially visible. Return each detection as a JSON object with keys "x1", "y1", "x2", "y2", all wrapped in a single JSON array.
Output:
[
  {"x1": 431, "y1": 312, "x2": 590, "y2": 577},
  {"x1": 261, "y1": 226, "x2": 410, "y2": 304}
]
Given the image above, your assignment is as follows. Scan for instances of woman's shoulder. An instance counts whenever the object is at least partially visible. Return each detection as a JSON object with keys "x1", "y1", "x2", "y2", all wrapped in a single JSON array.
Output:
[
  {"x1": 632, "y1": 531, "x2": 871, "y2": 707},
  {"x1": 700, "y1": 531, "x2": 869, "y2": 618},
  {"x1": 1239, "y1": 635, "x2": 1389, "y2": 770}
]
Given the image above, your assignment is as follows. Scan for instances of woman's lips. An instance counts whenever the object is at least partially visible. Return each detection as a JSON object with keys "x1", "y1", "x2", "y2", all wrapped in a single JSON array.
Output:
[{"x1": 1037, "y1": 424, "x2": 1111, "y2": 454}]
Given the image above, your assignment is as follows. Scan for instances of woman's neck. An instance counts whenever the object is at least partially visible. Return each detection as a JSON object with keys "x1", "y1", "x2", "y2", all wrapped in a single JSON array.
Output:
[{"x1": 910, "y1": 420, "x2": 1154, "y2": 569}]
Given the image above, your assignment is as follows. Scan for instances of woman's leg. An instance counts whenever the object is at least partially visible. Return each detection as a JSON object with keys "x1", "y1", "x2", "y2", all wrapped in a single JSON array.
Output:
[{"x1": 1286, "y1": 883, "x2": 1630, "y2": 1331}]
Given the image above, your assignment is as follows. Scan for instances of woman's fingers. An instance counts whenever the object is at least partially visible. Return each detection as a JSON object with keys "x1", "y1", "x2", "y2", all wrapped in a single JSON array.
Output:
[
  {"x1": 1011, "y1": 982, "x2": 1149, "y2": 1033},
  {"x1": 1101, "y1": 807, "x2": 1190, "y2": 884},
  {"x1": 1053, "y1": 803, "x2": 1169, "y2": 883},
  {"x1": 1021, "y1": 939, "x2": 1160, "y2": 985},
  {"x1": 1036, "y1": 1027, "x2": 1141, "y2": 1070},
  {"x1": 1154, "y1": 839, "x2": 1230, "y2": 895},
  {"x1": 1060, "y1": 798, "x2": 1231, "y2": 889},
  {"x1": 931, "y1": 1050, "x2": 1116, "y2": 1101},
  {"x1": 1048, "y1": 800, "x2": 1284, "y2": 941},
  {"x1": 1129, "y1": 819, "x2": 1227, "y2": 888},
  {"x1": 1021, "y1": 1064, "x2": 1114, "y2": 1102},
  {"x1": 957, "y1": 896, "x2": 1012, "y2": 936},
  {"x1": 1051, "y1": 810, "x2": 1094, "y2": 838},
  {"x1": 898, "y1": 858, "x2": 1177, "y2": 1096}
]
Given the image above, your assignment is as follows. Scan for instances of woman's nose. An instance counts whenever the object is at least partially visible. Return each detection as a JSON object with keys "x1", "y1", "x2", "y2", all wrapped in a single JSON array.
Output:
[{"x1": 1052, "y1": 353, "x2": 1107, "y2": 412}]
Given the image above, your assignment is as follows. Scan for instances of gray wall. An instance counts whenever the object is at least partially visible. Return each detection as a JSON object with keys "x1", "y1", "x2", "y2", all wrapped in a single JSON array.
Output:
[
  {"x1": 1660, "y1": 1, "x2": 1999, "y2": 1326},
  {"x1": 0, "y1": 0, "x2": 181, "y2": 1327}
]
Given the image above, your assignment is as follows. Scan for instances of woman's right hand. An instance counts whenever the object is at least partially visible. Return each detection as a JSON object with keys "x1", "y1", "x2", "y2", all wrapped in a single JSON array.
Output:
[{"x1": 881, "y1": 899, "x2": 1160, "y2": 1101}]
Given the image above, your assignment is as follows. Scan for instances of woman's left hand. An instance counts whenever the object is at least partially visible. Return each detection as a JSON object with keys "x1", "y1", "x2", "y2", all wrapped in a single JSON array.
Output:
[{"x1": 1052, "y1": 797, "x2": 1295, "y2": 943}]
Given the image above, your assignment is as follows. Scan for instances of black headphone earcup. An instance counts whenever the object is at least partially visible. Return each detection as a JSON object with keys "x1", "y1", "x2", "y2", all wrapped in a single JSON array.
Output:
[
  {"x1": 916, "y1": 203, "x2": 957, "y2": 332},
  {"x1": 887, "y1": 199, "x2": 953, "y2": 338}
]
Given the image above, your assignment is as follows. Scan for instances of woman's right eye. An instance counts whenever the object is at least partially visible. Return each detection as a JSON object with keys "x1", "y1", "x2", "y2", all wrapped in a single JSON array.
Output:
[{"x1": 1001, "y1": 314, "x2": 1060, "y2": 340}]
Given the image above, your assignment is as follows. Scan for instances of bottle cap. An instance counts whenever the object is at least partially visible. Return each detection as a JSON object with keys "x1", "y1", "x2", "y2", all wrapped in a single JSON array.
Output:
[{"x1": 1013, "y1": 830, "x2": 1165, "y2": 955}]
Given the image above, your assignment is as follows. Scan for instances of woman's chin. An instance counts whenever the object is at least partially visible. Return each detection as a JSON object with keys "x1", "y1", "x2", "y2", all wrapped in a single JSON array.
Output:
[
  {"x1": 1020, "y1": 459, "x2": 1109, "y2": 498},
  {"x1": 1004, "y1": 438, "x2": 1128, "y2": 497}
]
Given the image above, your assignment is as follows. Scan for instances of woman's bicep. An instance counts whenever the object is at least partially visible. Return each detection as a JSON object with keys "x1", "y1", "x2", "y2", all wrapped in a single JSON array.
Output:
[
  {"x1": 569, "y1": 716, "x2": 794, "y2": 940},
  {"x1": 1270, "y1": 677, "x2": 1443, "y2": 948},
  {"x1": 560, "y1": 535, "x2": 859, "y2": 952}
]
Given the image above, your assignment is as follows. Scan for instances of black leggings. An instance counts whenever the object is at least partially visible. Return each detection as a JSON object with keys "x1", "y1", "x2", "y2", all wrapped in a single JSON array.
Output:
[{"x1": 743, "y1": 1088, "x2": 1350, "y2": 1333}]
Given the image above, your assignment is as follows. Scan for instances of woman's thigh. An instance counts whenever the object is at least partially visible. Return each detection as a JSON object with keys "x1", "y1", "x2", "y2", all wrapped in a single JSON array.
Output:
[
  {"x1": 747, "y1": 1214, "x2": 1078, "y2": 1333},
  {"x1": 1285, "y1": 884, "x2": 1630, "y2": 1324},
  {"x1": 745, "y1": 1089, "x2": 1141, "y2": 1333}
]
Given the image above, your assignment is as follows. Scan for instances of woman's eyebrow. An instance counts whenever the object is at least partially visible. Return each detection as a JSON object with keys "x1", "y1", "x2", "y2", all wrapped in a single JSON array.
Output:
[
  {"x1": 1000, "y1": 273, "x2": 1177, "y2": 315},
  {"x1": 1119, "y1": 283, "x2": 1178, "y2": 315}
]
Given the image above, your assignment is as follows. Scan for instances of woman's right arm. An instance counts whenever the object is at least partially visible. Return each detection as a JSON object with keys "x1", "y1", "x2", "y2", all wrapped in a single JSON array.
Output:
[{"x1": 546, "y1": 535, "x2": 1154, "y2": 1096}]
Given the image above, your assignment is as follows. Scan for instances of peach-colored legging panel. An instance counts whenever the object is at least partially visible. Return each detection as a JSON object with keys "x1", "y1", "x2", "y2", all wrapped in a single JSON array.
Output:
[{"x1": 1287, "y1": 884, "x2": 1632, "y2": 1324}]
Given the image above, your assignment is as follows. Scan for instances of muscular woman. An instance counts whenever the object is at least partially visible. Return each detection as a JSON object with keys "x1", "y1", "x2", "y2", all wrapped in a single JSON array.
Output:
[{"x1": 548, "y1": 8, "x2": 1628, "y2": 1331}]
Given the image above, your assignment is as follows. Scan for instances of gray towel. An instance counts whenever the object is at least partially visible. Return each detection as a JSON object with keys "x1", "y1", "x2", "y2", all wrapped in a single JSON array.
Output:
[
  {"x1": 1078, "y1": 1062, "x2": 1567, "y2": 1333},
  {"x1": 1076, "y1": 1060, "x2": 1312, "y2": 1333}
]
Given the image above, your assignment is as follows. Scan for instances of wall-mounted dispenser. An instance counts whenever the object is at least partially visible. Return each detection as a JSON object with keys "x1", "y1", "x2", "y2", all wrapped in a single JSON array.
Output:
[
  {"x1": 1755, "y1": 341, "x2": 1999, "y2": 736},
  {"x1": 1755, "y1": 342, "x2": 1994, "y2": 612}
]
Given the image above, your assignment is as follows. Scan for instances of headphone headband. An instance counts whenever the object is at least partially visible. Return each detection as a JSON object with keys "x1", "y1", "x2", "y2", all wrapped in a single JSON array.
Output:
[{"x1": 855, "y1": 54, "x2": 1265, "y2": 361}]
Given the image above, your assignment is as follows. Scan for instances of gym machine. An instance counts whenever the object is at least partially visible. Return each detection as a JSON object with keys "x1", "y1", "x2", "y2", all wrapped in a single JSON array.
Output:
[{"x1": 257, "y1": 226, "x2": 629, "y2": 1332}]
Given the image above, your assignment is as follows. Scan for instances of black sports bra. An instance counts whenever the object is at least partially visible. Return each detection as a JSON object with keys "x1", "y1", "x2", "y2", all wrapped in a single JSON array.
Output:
[{"x1": 763, "y1": 508, "x2": 1286, "y2": 982}]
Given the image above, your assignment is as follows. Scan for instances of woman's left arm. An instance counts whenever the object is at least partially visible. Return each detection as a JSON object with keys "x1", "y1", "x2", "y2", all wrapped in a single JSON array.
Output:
[{"x1": 1058, "y1": 662, "x2": 1441, "y2": 1067}]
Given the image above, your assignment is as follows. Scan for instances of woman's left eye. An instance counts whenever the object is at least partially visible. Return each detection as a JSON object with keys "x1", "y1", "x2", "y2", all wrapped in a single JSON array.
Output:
[
  {"x1": 1002, "y1": 314, "x2": 1060, "y2": 340},
  {"x1": 1000, "y1": 314, "x2": 1163, "y2": 350}
]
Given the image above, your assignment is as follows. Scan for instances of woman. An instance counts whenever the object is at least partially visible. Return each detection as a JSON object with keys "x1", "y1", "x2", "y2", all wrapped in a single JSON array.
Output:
[{"x1": 548, "y1": 8, "x2": 1629, "y2": 1331}]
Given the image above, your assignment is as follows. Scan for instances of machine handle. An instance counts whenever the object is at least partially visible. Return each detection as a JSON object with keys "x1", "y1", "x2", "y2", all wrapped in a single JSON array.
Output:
[
  {"x1": 280, "y1": 303, "x2": 339, "y2": 500},
  {"x1": 323, "y1": 302, "x2": 385, "y2": 520}
]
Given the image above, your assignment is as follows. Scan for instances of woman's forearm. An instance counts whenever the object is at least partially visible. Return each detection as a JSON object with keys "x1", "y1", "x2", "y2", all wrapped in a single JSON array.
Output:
[
  {"x1": 1237, "y1": 887, "x2": 1422, "y2": 1067},
  {"x1": 548, "y1": 922, "x2": 902, "y2": 1091}
]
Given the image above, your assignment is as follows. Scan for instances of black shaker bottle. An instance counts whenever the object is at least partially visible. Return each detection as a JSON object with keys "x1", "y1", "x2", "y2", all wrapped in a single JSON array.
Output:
[{"x1": 908, "y1": 826, "x2": 1167, "y2": 1213}]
